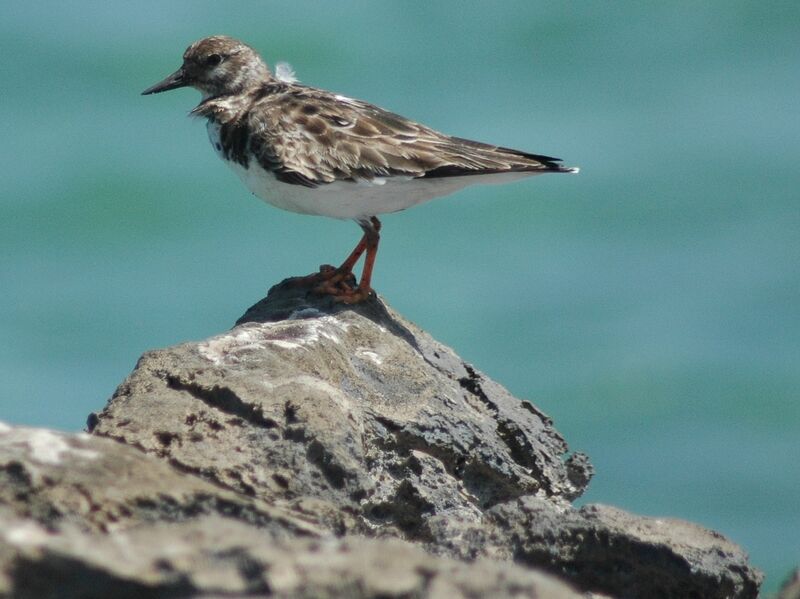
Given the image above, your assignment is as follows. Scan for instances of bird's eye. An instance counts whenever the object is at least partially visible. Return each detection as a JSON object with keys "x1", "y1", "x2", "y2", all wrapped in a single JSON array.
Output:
[{"x1": 206, "y1": 54, "x2": 222, "y2": 66}]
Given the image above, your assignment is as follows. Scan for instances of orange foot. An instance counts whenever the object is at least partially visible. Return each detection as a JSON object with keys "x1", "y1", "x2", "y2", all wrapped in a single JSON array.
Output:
[
  {"x1": 311, "y1": 271, "x2": 375, "y2": 303},
  {"x1": 323, "y1": 284, "x2": 375, "y2": 304},
  {"x1": 292, "y1": 216, "x2": 382, "y2": 305},
  {"x1": 286, "y1": 264, "x2": 338, "y2": 287}
]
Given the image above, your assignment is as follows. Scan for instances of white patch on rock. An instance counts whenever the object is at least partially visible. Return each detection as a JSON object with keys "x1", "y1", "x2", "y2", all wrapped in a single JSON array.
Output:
[
  {"x1": 0, "y1": 421, "x2": 11, "y2": 433},
  {"x1": 24, "y1": 429, "x2": 100, "y2": 464},
  {"x1": 298, "y1": 317, "x2": 348, "y2": 346},
  {"x1": 198, "y1": 317, "x2": 351, "y2": 364},
  {"x1": 198, "y1": 326, "x2": 271, "y2": 364},
  {"x1": 289, "y1": 308, "x2": 324, "y2": 320},
  {"x1": 0, "y1": 427, "x2": 99, "y2": 465},
  {"x1": 356, "y1": 348, "x2": 383, "y2": 366},
  {"x1": 267, "y1": 339, "x2": 303, "y2": 350},
  {"x1": 267, "y1": 317, "x2": 351, "y2": 349}
]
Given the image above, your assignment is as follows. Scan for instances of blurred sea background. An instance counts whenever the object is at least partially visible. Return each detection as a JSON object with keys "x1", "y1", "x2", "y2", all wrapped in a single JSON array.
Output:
[{"x1": 1, "y1": 1, "x2": 797, "y2": 592}]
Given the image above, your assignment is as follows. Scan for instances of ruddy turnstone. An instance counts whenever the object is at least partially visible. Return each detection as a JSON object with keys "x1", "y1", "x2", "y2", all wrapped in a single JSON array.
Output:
[{"x1": 143, "y1": 36, "x2": 578, "y2": 303}]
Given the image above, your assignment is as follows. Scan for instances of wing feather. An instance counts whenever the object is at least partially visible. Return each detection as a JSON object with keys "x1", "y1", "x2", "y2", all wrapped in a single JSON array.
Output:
[{"x1": 246, "y1": 84, "x2": 570, "y2": 186}]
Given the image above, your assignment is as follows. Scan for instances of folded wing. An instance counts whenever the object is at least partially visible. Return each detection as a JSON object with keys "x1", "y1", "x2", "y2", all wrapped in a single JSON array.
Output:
[{"x1": 248, "y1": 86, "x2": 575, "y2": 187}]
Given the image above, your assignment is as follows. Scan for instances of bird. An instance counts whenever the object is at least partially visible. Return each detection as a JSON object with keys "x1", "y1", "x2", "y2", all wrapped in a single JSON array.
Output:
[{"x1": 142, "y1": 36, "x2": 578, "y2": 303}]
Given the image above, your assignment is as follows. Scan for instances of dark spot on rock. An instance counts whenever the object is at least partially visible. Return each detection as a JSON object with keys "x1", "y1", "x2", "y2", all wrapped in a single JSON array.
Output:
[
  {"x1": 350, "y1": 489, "x2": 367, "y2": 502},
  {"x1": 374, "y1": 415, "x2": 401, "y2": 432},
  {"x1": 155, "y1": 431, "x2": 179, "y2": 447},
  {"x1": 565, "y1": 452, "x2": 594, "y2": 499},
  {"x1": 458, "y1": 364, "x2": 492, "y2": 407},
  {"x1": 404, "y1": 454, "x2": 423, "y2": 476},
  {"x1": 154, "y1": 559, "x2": 175, "y2": 573},
  {"x1": 165, "y1": 376, "x2": 278, "y2": 429},
  {"x1": 496, "y1": 420, "x2": 540, "y2": 473},
  {"x1": 283, "y1": 427, "x2": 306, "y2": 442},
  {"x1": 306, "y1": 440, "x2": 348, "y2": 489},
  {"x1": 271, "y1": 473, "x2": 289, "y2": 488},
  {"x1": 284, "y1": 401, "x2": 299, "y2": 424},
  {"x1": 519, "y1": 399, "x2": 553, "y2": 425},
  {"x1": 452, "y1": 454, "x2": 466, "y2": 478},
  {"x1": 367, "y1": 503, "x2": 391, "y2": 520},
  {"x1": 2, "y1": 461, "x2": 32, "y2": 487},
  {"x1": 301, "y1": 103, "x2": 319, "y2": 115},
  {"x1": 364, "y1": 481, "x2": 434, "y2": 541},
  {"x1": 226, "y1": 469, "x2": 257, "y2": 497}
]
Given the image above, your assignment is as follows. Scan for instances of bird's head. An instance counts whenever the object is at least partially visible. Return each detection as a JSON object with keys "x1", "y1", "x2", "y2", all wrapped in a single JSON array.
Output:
[{"x1": 142, "y1": 36, "x2": 271, "y2": 99}]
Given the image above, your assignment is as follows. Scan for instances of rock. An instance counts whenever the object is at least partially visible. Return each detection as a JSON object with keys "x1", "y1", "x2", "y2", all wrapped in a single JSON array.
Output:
[
  {"x1": 0, "y1": 423, "x2": 585, "y2": 598},
  {"x1": 486, "y1": 498, "x2": 761, "y2": 599},
  {"x1": 91, "y1": 279, "x2": 591, "y2": 543},
  {"x1": 0, "y1": 422, "x2": 322, "y2": 539},
  {"x1": 2, "y1": 279, "x2": 763, "y2": 597}
]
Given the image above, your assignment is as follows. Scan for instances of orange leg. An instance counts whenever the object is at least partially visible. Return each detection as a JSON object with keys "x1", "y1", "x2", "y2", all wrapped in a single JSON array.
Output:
[
  {"x1": 356, "y1": 218, "x2": 380, "y2": 288},
  {"x1": 314, "y1": 217, "x2": 381, "y2": 303},
  {"x1": 339, "y1": 234, "x2": 369, "y2": 273}
]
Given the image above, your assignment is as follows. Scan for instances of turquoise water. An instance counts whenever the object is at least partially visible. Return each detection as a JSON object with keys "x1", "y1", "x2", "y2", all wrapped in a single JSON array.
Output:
[{"x1": 1, "y1": 1, "x2": 798, "y2": 591}]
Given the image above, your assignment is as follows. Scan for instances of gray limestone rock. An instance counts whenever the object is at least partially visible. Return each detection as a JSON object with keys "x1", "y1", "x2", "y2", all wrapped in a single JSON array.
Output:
[
  {"x1": 91, "y1": 279, "x2": 591, "y2": 544},
  {"x1": 0, "y1": 423, "x2": 586, "y2": 598},
  {"x1": 486, "y1": 497, "x2": 762, "y2": 599},
  {"x1": 2, "y1": 279, "x2": 763, "y2": 597},
  {"x1": 0, "y1": 422, "x2": 323, "y2": 539}
]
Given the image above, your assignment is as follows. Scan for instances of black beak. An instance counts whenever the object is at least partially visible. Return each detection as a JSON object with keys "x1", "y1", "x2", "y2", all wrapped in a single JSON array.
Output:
[{"x1": 142, "y1": 67, "x2": 188, "y2": 95}]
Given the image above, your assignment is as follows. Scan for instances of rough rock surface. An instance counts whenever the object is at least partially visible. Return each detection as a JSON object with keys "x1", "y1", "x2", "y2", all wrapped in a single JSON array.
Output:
[
  {"x1": 1, "y1": 279, "x2": 763, "y2": 598},
  {"x1": 0, "y1": 423, "x2": 584, "y2": 598},
  {"x1": 486, "y1": 498, "x2": 761, "y2": 599},
  {"x1": 92, "y1": 280, "x2": 591, "y2": 543}
]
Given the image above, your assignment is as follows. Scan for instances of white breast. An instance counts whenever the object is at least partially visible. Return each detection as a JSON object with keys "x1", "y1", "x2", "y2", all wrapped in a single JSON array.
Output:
[
  {"x1": 206, "y1": 121, "x2": 542, "y2": 221},
  {"x1": 206, "y1": 121, "x2": 226, "y2": 160}
]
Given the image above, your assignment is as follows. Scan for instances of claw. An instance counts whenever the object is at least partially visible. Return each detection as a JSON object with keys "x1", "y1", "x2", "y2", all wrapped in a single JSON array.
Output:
[
  {"x1": 292, "y1": 216, "x2": 382, "y2": 305},
  {"x1": 330, "y1": 286, "x2": 375, "y2": 304}
]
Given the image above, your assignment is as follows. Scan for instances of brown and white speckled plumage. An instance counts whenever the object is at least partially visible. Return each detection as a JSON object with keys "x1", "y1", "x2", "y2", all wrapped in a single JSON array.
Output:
[
  {"x1": 147, "y1": 36, "x2": 575, "y2": 194},
  {"x1": 195, "y1": 81, "x2": 573, "y2": 187},
  {"x1": 143, "y1": 35, "x2": 578, "y2": 300}
]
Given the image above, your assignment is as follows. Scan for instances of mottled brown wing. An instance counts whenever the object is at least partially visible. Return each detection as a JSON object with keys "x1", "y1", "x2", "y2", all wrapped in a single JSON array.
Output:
[{"x1": 248, "y1": 85, "x2": 568, "y2": 187}]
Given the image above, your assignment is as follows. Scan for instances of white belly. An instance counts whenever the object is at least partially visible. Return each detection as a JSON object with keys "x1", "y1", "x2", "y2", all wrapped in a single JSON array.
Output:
[{"x1": 206, "y1": 121, "x2": 541, "y2": 221}]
